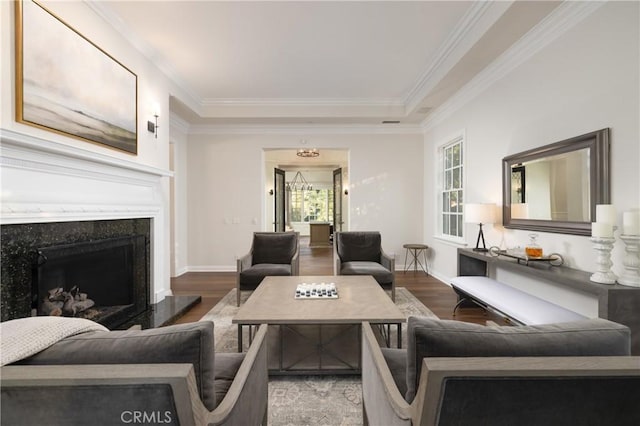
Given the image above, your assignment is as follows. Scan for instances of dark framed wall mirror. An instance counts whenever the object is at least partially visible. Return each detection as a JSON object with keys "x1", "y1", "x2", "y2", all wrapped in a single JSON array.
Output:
[{"x1": 502, "y1": 128, "x2": 610, "y2": 235}]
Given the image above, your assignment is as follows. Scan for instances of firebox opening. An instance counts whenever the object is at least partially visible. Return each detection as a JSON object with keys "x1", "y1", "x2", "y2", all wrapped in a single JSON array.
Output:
[{"x1": 35, "y1": 235, "x2": 148, "y2": 329}]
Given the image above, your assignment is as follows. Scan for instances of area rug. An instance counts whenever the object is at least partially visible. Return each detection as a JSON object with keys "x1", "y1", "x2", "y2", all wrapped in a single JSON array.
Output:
[{"x1": 199, "y1": 287, "x2": 437, "y2": 426}]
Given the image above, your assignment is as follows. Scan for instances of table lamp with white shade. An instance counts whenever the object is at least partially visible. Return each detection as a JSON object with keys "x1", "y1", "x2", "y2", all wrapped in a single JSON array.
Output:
[{"x1": 465, "y1": 203, "x2": 496, "y2": 252}]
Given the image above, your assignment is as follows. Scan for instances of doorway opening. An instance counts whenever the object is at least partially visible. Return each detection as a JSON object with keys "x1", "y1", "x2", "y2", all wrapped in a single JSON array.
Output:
[{"x1": 264, "y1": 149, "x2": 349, "y2": 242}]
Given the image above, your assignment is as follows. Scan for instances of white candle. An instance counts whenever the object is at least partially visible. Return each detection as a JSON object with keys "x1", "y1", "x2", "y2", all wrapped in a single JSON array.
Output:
[
  {"x1": 592, "y1": 222, "x2": 613, "y2": 238},
  {"x1": 596, "y1": 204, "x2": 617, "y2": 226},
  {"x1": 623, "y1": 211, "x2": 640, "y2": 235}
]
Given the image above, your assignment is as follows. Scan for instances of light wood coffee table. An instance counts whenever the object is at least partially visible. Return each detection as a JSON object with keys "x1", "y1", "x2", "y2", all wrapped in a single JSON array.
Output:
[{"x1": 233, "y1": 275, "x2": 405, "y2": 375}]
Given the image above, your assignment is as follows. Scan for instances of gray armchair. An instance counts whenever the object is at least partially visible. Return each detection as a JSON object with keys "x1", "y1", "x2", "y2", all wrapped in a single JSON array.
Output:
[
  {"x1": 362, "y1": 318, "x2": 639, "y2": 425},
  {"x1": 334, "y1": 231, "x2": 395, "y2": 301},
  {"x1": 237, "y1": 232, "x2": 299, "y2": 306},
  {"x1": 1, "y1": 321, "x2": 269, "y2": 426}
]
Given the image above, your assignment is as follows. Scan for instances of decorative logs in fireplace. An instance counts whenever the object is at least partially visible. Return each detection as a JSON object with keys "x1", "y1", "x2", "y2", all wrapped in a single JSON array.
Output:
[{"x1": 41, "y1": 286, "x2": 95, "y2": 317}]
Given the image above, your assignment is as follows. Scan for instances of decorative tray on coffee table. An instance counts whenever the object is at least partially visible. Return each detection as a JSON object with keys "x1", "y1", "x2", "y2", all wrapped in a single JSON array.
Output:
[
  {"x1": 488, "y1": 247, "x2": 564, "y2": 266},
  {"x1": 295, "y1": 282, "x2": 338, "y2": 299}
]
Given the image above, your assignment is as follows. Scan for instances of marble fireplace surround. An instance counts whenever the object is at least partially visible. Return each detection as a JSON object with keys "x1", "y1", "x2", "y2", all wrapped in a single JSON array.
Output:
[{"x1": 1, "y1": 129, "x2": 174, "y2": 325}]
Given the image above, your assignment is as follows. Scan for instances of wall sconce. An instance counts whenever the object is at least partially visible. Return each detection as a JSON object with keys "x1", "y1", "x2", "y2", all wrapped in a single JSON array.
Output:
[
  {"x1": 147, "y1": 113, "x2": 159, "y2": 139},
  {"x1": 268, "y1": 189, "x2": 274, "y2": 196},
  {"x1": 147, "y1": 105, "x2": 160, "y2": 139}
]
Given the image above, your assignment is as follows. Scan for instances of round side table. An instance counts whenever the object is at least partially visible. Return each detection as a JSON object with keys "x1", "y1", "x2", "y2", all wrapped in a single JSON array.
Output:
[{"x1": 403, "y1": 243, "x2": 429, "y2": 274}]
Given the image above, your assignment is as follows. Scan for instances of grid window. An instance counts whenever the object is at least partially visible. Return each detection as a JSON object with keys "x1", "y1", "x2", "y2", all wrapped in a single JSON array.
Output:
[
  {"x1": 290, "y1": 189, "x2": 334, "y2": 223},
  {"x1": 440, "y1": 137, "x2": 464, "y2": 239}
]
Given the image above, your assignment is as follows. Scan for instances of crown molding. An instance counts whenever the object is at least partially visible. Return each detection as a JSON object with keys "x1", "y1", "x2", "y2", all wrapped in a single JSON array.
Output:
[
  {"x1": 200, "y1": 97, "x2": 405, "y2": 108},
  {"x1": 422, "y1": 0, "x2": 605, "y2": 132},
  {"x1": 84, "y1": 0, "x2": 202, "y2": 113},
  {"x1": 169, "y1": 113, "x2": 191, "y2": 136},
  {"x1": 188, "y1": 123, "x2": 423, "y2": 136},
  {"x1": 403, "y1": 0, "x2": 512, "y2": 113}
]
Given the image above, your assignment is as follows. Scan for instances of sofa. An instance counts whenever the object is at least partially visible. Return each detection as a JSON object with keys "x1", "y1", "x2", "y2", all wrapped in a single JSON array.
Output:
[
  {"x1": 362, "y1": 317, "x2": 640, "y2": 426},
  {"x1": 1, "y1": 319, "x2": 268, "y2": 426}
]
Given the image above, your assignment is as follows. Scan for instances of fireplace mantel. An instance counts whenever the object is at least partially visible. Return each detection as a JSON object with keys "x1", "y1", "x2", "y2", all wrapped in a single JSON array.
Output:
[
  {"x1": 1, "y1": 129, "x2": 172, "y2": 224},
  {"x1": 1, "y1": 128, "x2": 173, "y2": 304}
]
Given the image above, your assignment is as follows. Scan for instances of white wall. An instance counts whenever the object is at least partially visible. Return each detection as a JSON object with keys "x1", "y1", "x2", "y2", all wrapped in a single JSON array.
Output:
[
  {"x1": 424, "y1": 2, "x2": 640, "y2": 283},
  {"x1": 0, "y1": 1, "x2": 177, "y2": 301},
  {"x1": 170, "y1": 116, "x2": 190, "y2": 276},
  {"x1": 185, "y1": 132, "x2": 424, "y2": 271}
]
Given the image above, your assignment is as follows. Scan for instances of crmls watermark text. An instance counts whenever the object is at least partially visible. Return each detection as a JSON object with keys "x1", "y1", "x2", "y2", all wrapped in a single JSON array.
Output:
[{"x1": 120, "y1": 411, "x2": 173, "y2": 424}]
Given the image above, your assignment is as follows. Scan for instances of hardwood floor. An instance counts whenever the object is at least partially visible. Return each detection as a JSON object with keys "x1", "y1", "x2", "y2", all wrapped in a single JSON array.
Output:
[{"x1": 172, "y1": 237, "x2": 501, "y2": 325}]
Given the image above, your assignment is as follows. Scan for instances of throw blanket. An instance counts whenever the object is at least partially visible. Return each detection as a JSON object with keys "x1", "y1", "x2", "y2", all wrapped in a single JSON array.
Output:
[{"x1": 1, "y1": 316, "x2": 108, "y2": 366}]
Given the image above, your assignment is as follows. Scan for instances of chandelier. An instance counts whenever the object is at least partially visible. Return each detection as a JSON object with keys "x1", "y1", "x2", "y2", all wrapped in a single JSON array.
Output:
[
  {"x1": 286, "y1": 171, "x2": 313, "y2": 191},
  {"x1": 297, "y1": 148, "x2": 319, "y2": 158}
]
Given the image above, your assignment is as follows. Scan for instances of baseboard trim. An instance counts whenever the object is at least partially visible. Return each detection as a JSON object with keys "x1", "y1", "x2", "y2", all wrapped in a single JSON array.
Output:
[{"x1": 186, "y1": 265, "x2": 236, "y2": 273}]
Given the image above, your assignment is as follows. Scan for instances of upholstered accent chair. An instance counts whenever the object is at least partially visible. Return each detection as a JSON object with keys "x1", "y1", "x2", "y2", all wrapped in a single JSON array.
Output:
[
  {"x1": 333, "y1": 231, "x2": 395, "y2": 301},
  {"x1": 361, "y1": 317, "x2": 639, "y2": 425},
  {"x1": 1, "y1": 320, "x2": 269, "y2": 426},
  {"x1": 237, "y1": 231, "x2": 299, "y2": 306}
]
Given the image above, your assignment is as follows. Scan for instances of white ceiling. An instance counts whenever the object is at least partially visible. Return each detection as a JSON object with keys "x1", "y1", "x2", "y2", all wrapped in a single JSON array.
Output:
[{"x1": 92, "y1": 1, "x2": 562, "y2": 126}]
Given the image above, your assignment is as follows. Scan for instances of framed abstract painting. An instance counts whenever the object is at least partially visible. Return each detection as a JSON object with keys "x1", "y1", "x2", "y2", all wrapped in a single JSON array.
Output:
[{"x1": 15, "y1": 0, "x2": 138, "y2": 154}]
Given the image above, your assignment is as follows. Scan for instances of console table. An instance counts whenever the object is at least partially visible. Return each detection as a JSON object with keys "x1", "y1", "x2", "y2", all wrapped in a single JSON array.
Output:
[{"x1": 457, "y1": 248, "x2": 640, "y2": 355}]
